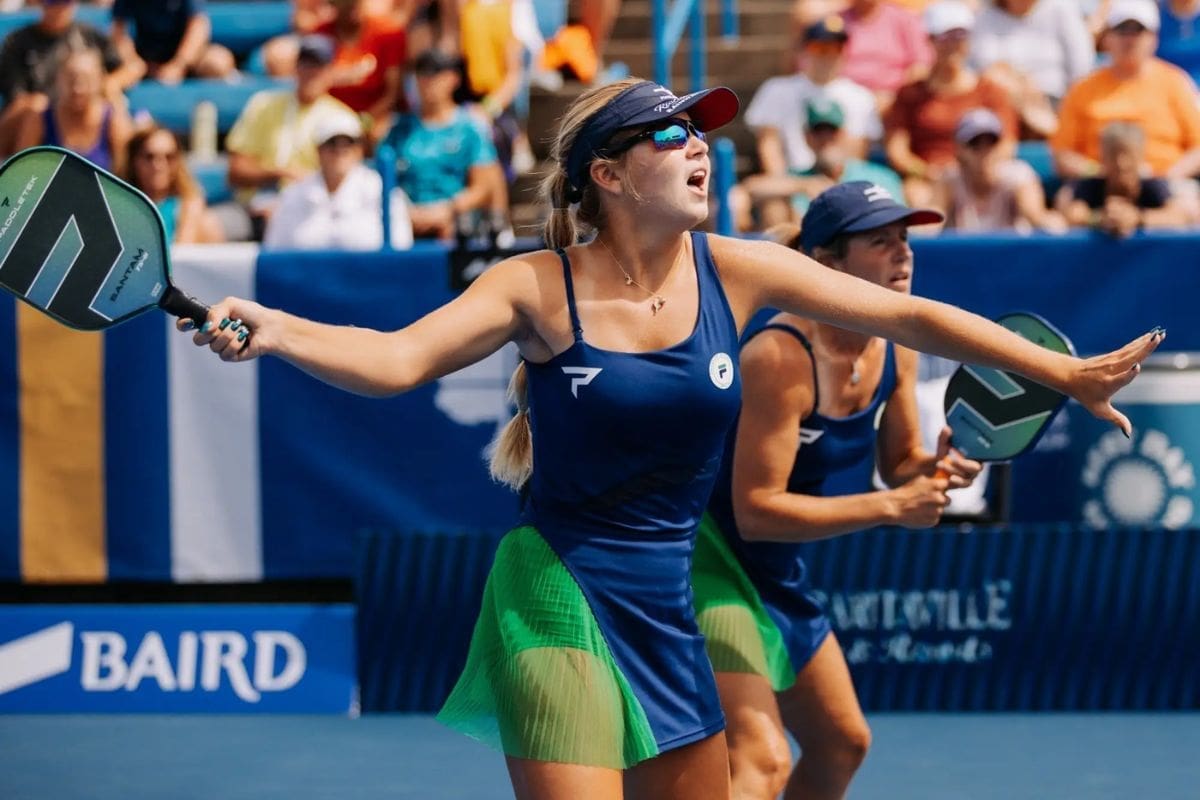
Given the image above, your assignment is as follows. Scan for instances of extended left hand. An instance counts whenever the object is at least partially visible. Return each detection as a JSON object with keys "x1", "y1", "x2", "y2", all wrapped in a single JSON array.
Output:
[{"x1": 1071, "y1": 328, "x2": 1165, "y2": 436}]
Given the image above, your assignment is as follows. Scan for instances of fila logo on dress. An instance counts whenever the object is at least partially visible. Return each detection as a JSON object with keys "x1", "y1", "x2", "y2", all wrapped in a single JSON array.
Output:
[{"x1": 562, "y1": 367, "x2": 602, "y2": 398}]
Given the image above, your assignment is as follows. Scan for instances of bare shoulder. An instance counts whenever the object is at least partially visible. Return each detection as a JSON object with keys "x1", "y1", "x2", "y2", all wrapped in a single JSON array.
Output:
[
  {"x1": 706, "y1": 233, "x2": 809, "y2": 323},
  {"x1": 741, "y1": 318, "x2": 815, "y2": 386},
  {"x1": 707, "y1": 233, "x2": 797, "y2": 279},
  {"x1": 471, "y1": 248, "x2": 565, "y2": 304}
]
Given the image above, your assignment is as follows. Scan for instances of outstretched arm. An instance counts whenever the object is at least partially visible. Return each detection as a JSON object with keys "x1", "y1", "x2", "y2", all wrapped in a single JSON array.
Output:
[
  {"x1": 181, "y1": 254, "x2": 537, "y2": 397},
  {"x1": 711, "y1": 235, "x2": 1162, "y2": 435}
]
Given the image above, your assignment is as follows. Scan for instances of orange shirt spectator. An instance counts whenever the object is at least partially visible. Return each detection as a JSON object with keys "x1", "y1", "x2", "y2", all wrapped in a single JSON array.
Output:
[
  {"x1": 1051, "y1": 58, "x2": 1200, "y2": 176},
  {"x1": 885, "y1": 75, "x2": 1016, "y2": 167}
]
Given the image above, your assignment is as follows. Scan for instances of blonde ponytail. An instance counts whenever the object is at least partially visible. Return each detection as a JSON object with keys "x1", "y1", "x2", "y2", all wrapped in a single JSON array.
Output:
[{"x1": 488, "y1": 361, "x2": 533, "y2": 490}]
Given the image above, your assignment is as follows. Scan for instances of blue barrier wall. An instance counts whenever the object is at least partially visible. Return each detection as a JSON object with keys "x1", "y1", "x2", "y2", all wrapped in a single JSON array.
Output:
[{"x1": 356, "y1": 525, "x2": 1200, "y2": 712}]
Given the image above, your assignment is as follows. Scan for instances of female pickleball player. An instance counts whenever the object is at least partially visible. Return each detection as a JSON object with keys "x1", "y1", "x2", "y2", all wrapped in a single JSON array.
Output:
[
  {"x1": 691, "y1": 188, "x2": 984, "y2": 800},
  {"x1": 182, "y1": 78, "x2": 1161, "y2": 799}
]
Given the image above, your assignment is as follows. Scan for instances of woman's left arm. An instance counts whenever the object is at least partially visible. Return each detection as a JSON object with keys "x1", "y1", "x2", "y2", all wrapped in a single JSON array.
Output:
[
  {"x1": 876, "y1": 345, "x2": 981, "y2": 487},
  {"x1": 712, "y1": 235, "x2": 1162, "y2": 435}
]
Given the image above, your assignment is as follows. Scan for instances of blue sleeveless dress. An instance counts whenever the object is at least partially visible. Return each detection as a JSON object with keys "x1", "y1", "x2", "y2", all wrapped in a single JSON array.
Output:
[
  {"x1": 438, "y1": 232, "x2": 743, "y2": 768},
  {"x1": 694, "y1": 323, "x2": 897, "y2": 689}
]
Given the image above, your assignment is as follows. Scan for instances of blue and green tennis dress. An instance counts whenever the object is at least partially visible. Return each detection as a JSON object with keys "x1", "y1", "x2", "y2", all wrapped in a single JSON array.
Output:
[
  {"x1": 693, "y1": 324, "x2": 897, "y2": 690},
  {"x1": 437, "y1": 231, "x2": 743, "y2": 768}
]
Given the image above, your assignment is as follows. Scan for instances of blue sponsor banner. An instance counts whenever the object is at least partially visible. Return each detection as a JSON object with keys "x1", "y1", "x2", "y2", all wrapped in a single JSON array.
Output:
[{"x1": 0, "y1": 605, "x2": 356, "y2": 713}]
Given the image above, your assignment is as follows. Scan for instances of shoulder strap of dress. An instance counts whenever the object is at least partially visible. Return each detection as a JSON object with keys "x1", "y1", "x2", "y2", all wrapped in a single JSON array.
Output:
[{"x1": 555, "y1": 248, "x2": 583, "y2": 341}]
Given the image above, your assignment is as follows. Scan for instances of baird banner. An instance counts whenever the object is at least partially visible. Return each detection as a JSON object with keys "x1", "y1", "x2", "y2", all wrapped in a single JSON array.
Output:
[{"x1": 0, "y1": 605, "x2": 356, "y2": 713}]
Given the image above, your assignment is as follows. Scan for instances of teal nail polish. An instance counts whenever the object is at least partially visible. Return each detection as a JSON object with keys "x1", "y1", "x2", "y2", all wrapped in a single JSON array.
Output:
[
  {"x1": 237, "y1": 330, "x2": 249, "y2": 342},
  {"x1": 180, "y1": 320, "x2": 195, "y2": 331},
  {"x1": 200, "y1": 321, "x2": 213, "y2": 333},
  {"x1": 230, "y1": 320, "x2": 242, "y2": 331},
  {"x1": 219, "y1": 318, "x2": 231, "y2": 331}
]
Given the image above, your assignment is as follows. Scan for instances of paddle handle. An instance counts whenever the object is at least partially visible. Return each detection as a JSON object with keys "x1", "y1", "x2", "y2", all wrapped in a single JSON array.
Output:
[{"x1": 159, "y1": 285, "x2": 209, "y2": 326}]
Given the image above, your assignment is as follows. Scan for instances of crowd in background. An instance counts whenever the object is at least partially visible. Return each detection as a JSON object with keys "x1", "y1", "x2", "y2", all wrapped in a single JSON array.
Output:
[
  {"x1": 740, "y1": 0, "x2": 1200, "y2": 238},
  {"x1": 2, "y1": 0, "x2": 1200, "y2": 249}
]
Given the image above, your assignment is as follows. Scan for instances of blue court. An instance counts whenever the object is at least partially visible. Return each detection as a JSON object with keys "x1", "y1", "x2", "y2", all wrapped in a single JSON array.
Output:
[{"x1": 2, "y1": 712, "x2": 1197, "y2": 799}]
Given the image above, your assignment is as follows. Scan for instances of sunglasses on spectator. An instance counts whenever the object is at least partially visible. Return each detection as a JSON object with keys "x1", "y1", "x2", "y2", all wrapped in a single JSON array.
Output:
[
  {"x1": 137, "y1": 149, "x2": 179, "y2": 163},
  {"x1": 602, "y1": 118, "x2": 706, "y2": 157}
]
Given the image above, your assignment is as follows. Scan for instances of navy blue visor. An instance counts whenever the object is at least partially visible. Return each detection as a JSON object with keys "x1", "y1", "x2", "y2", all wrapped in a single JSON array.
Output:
[{"x1": 564, "y1": 81, "x2": 738, "y2": 201}]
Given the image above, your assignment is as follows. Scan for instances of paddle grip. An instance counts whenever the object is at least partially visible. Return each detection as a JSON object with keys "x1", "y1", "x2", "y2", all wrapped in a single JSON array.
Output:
[{"x1": 159, "y1": 285, "x2": 210, "y2": 326}]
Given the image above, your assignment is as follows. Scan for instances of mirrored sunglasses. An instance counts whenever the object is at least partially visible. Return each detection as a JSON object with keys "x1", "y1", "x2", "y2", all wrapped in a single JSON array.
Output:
[{"x1": 604, "y1": 118, "x2": 706, "y2": 157}]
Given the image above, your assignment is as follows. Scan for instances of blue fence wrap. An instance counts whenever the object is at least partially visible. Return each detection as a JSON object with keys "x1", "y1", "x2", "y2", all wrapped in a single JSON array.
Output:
[{"x1": 355, "y1": 525, "x2": 1200, "y2": 713}]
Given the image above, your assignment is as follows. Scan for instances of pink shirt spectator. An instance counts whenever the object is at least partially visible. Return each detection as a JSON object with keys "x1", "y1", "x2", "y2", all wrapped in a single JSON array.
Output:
[{"x1": 841, "y1": 3, "x2": 934, "y2": 93}]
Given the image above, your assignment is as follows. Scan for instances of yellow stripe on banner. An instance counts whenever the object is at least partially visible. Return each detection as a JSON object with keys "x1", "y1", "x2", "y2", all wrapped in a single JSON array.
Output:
[{"x1": 17, "y1": 304, "x2": 106, "y2": 582}]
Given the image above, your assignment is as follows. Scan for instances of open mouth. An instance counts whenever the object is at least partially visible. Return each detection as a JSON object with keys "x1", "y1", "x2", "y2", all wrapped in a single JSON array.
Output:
[{"x1": 687, "y1": 169, "x2": 707, "y2": 192}]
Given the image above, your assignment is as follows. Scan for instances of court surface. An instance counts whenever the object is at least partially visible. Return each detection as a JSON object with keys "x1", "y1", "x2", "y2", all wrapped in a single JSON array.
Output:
[{"x1": 2, "y1": 712, "x2": 1197, "y2": 799}]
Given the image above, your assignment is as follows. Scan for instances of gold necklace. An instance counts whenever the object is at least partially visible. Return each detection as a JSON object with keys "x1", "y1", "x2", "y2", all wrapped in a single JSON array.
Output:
[{"x1": 596, "y1": 236, "x2": 669, "y2": 315}]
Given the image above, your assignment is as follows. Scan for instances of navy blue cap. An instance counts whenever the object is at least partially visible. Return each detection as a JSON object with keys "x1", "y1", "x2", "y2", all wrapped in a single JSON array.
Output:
[
  {"x1": 799, "y1": 181, "x2": 943, "y2": 253},
  {"x1": 564, "y1": 80, "x2": 739, "y2": 201}
]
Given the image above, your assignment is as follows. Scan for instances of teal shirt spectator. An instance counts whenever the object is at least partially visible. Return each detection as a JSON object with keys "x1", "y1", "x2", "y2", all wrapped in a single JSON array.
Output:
[
  {"x1": 382, "y1": 109, "x2": 498, "y2": 205},
  {"x1": 790, "y1": 160, "x2": 905, "y2": 217}
]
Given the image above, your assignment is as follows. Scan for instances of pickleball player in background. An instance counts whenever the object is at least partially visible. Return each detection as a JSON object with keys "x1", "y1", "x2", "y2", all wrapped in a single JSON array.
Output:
[{"x1": 691, "y1": 182, "x2": 982, "y2": 800}]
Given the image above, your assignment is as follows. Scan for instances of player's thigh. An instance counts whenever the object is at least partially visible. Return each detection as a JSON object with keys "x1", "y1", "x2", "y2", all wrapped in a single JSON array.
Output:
[
  {"x1": 624, "y1": 730, "x2": 731, "y2": 800},
  {"x1": 506, "y1": 757, "x2": 623, "y2": 800},
  {"x1": 715, "y1": 670, "x2": 789, "y2": 758},
  {"x1": 776, "y1": 633, "x2": 869, "y2": 752}
]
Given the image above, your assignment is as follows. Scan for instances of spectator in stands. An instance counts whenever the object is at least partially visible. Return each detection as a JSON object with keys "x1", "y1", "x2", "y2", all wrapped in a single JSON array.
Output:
[
  {"x1": 885, "y1": 1, "x2": 1018, "y2": 206},
  {"x1": 1159, "y1": 0, "x2": 1200, "y2": 74},
  {"x1": 109, "y1": 0, "x2": 236, "y2": 84},
  {"x1": 738, "y1": 98, "x2": 902, "y2": 228},
  {"x1": 264, "y1": 112, "x2": 414, "y2": 250},
  {"x1": 970, "y1": 0, "x2": 1095, "y2": 138},
  {"x1": 1055, "y1": 120, "x2": 1193, "y2": 236},
  {"x1": 745, "y1": 17, "x2": 881, "y2": 177},
  {"x1": 839, "y1": 0, "x2": 934, "y2": 110},
  {"x1": 312, "y1": 0, "x2": 406, "y2": 143},
  {"x1": 1051, "y1": 0, "x2": 1200, "y2": 180},
  {"x1": 0, "y1": 1, "x2": 138, "y2": 157},
  {"x1": 381, "y1": 48, "x2": 509, "y2": 241},
  {"x1": 11, "y1": 40, "x2": 132, "y2": 173},
  {"x1": 935, "y1": 107, "x2": 1065, "y2": 232},
  {"x1": 457, "y1": 0, "x2": 537, "y2": 177},
  {"x1": 124, "y1": 124, "x2": 225, "y2": 244},
  {"x1": 226, "y1": 34, "x2": 358, "y2": 236}
]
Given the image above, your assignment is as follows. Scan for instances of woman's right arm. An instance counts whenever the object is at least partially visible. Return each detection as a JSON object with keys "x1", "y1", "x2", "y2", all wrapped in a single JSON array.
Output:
[
  {"x1": 731, "y1": 330, "x2": 949, "y2": 543},
  {"x1": 184, "y1": 253, "x2": 541, "y2": 397}
]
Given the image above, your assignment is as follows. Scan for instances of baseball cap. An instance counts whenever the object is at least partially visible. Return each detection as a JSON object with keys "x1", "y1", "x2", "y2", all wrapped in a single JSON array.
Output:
[
  {"x1": 806, "y1": 97, "x2": 845, "y2": 129},
  {"x1": 297, "y1": 34, "x2": 336, "y2": 65},
  {"x1": 803, "y1": 16, "x2": 849, "y2": 43},
  {"x1": 1106, "y1": 0, "x2": 1160, "y2": 31},
  {"x1": 313, "y1": 112, "x2": 363, "y2": 146},
  {"x1": 955, "y1": 108, "x2": 1003, "y2": 143},
  {"x1": 564, "y1": 80, "x2": 739, "y2": 200},
  {"x1": 923, "y1": 1, "x2": 975, "y2": 36},
  {"x1": 799, "y1": 181, "x2": 943, "y2": 253}
]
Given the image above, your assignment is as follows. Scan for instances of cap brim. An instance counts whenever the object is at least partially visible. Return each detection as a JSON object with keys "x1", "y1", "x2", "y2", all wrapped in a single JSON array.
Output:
[
  {"x1": 623, "y1": 86, "x2": 740, "y2": 132},
  {"x1": 843, "y1": 206, "x2": 944, "y2": 232}
]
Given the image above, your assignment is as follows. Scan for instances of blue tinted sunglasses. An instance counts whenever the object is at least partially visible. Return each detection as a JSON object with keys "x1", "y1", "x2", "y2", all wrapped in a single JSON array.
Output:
[{"x1": 603, "y1": 118, "x2": 706, "y2": 157}]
